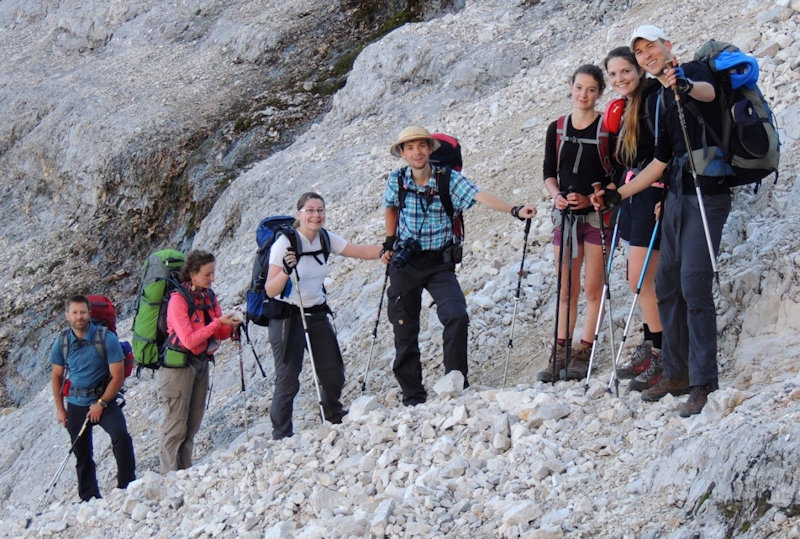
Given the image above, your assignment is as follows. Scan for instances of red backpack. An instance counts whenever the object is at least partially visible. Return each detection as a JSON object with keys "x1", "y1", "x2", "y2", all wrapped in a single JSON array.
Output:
[{"x1": 87, "y1": 294, "x2": 117, "y2": 334}]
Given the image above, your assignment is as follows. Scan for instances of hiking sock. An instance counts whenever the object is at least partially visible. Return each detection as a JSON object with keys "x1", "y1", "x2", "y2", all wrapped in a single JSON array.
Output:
[
  {"x1": 643, "y1": 323, "x2": 653, "y2": 342},
  {"x1": 651, "y1": 331, "x2": 662, "y2": 350},
  {"x1": 580, "y1": 339, "x2": 592, "y2": 348},
  {"x1": 557, "y1": 339, "x2": 566, "y2": 347}
]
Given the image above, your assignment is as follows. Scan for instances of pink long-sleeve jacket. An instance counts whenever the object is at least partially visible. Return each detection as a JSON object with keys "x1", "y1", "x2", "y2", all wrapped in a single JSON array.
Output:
[{"x1": 166, "y1": 285, "x2": 233, "y2": 356}]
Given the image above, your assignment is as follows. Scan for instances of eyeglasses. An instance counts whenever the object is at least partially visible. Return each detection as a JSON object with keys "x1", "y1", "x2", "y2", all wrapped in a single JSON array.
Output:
[{"x1": 299, "y1": 208, "x2": 326, "y2": 214}]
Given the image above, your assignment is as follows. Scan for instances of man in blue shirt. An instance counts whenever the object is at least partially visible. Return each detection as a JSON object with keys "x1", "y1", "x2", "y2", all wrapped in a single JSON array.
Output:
[
  {"x1": 382, "y1": 126, "x2": 536, "y2": 406},
  {"x1": 50, "y1": 295, "x2": 135, "y2": 501}
]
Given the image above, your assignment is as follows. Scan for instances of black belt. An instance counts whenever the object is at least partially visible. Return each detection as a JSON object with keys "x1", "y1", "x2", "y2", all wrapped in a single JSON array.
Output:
[
  {"x1": 419, "y1": 250, "x2": 445, "y2": 264},
  {"x1": 288, "y1": 303, "x2": 331, "y2": 315}
]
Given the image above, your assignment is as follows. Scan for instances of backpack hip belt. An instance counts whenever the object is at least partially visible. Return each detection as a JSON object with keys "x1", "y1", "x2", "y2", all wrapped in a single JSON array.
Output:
[
  {"x1": 287, "y1": 302, "x2": 331, "y2": 316},
  {"x1": 551, "y1": 209, "x2": 600, "y2": 229},
  {"x1": 68, "y1": 386, "x2": 105, "y2": 398}
]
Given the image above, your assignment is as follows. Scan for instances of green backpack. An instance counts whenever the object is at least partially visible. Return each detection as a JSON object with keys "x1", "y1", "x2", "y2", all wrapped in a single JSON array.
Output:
[{"x1": 131, "y1": 249, "x2": 185, "y2": 375}]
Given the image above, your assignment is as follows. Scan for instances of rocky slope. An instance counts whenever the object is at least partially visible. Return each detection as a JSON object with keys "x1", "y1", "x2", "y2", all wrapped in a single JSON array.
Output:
[
  {"x1": 0, "y1": 0, "x2": 454, "y2": 407},
  {"x1": 1, "y1": 0, "x2": 800, "y2": 536}
]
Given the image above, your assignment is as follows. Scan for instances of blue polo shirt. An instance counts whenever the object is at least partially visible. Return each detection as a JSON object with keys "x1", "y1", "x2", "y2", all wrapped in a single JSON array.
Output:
[
  {"x1": 383, "y1": 166, "x2": 478, "y2": 251},
  {"x1": 49, "y1": 323, "x2": 124, "y2": 406}
]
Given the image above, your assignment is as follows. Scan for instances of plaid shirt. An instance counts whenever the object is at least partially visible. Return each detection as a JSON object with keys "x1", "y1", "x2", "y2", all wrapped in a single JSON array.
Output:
[{"x1": 383, "y1": 166, "x2": 478, "y2": 251}]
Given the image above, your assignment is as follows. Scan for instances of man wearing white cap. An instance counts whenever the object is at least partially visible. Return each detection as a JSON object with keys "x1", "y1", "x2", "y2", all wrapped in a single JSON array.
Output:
[
  {"x1": 592, "y1": 26, "x2": 732, "y2": 416},
  {"x1": 382, "y1": 125, "x2": 536, "y2": 406}
]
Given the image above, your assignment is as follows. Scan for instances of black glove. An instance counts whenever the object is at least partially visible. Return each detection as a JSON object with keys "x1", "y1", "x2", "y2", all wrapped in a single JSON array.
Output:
[
  {"x1": 282, "y1": 250, "x2": 296, "y2": 275},
  {"x1": 603, "y1": 188, "x2": 622, "y2": 210},
  {"x1": 510, "y1": 205, "x2": 526, "y2": 221},
  {"x1": 673, "y1": 66, "x2": 693, "y2": 97},
  {"x1": 382, "y1": 235, "x2": 397, "y2": 252}
]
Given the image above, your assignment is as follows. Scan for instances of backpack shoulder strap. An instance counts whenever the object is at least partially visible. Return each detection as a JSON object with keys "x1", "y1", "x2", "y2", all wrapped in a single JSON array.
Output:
[
  {"x1": 434, "y1": 166, "x2": 455, "y2": 223},
  {"x1": 595, "y1": 116, "x2": 612, "y2": 177},
  {"x1": 319, "y1": 228, "x2": 331, "y2": 262},
  {"x1": 683, "y1": 98, "x2": 729, "y2": 158},
  {"x1": 277, "y1": 226, "x2": 301, "y2": 255},
  {"x1": 93, "y1": 326, "x2": 108, "y2": 362},
  {"x1": 59, "y1": 329, "x2": 70, "y2": 365},
  {"x1": 396, "y1": 167, "x2": 409, "y2": 212},
  {"x1": 169, "y1": 280, "x2": 199, "y2": 316},
  {"x1": 555, "y1": 115, "x2": 568, "y2": 173}
]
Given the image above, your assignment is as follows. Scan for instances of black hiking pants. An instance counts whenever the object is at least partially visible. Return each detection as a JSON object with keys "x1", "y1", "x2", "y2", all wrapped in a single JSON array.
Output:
[
  {"x1": 387, "y1": 256, "x2": 469, "y2": 406},
  {"x1": 655, "y1": 189, "x2": 730, "y2": 388},
  {"x1": 268, "y1": 308, "x2": 345, "y2": 440},
  {"x1": 66, "y1": 401, "x2": 135, "y2": 501}
]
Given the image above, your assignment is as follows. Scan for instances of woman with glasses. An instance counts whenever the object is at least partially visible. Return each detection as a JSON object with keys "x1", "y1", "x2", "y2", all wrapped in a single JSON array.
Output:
[{"x1": 264, "y1": 192, "x2": 382, "y2": 440}]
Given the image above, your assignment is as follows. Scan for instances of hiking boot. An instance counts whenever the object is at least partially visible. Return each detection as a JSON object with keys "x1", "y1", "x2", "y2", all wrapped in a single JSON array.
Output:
[
  {"x1": 628, "y1": 349, "x2": 662, "y2": 392},
  {"x1": 641, "y1": 375, "x2": 691, "y2": 402},
  {"x1": 678, "y1": 385, "x2": 713, "y2": 417},
  {"x1": 559, "y1": 343, "x2": 591, "y2": 381},
  {"x1": 537, "y1": 344, "x2": 566, "y2": 382},
  {"x1": 617, "y1": 340, "x2": 653, "y2": 379}
]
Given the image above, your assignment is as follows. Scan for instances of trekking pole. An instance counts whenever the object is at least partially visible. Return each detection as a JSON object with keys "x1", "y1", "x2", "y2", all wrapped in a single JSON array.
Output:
[
  {"x1": 609, "y1": 219, "x2": 661, "y2": 392},
  {"x1": 669, "y1": 61, "x2": 720, "y2": 286},
  {"x1": 585, "y1": 187, "x2": 619, "y2": 394},
  {"x1": 361, "y1": 264, "x2": 390, "y2": 393},
  {"x1": 597, "y1": 184, "x2": 619, "y2": 395},
  {"x1": 288, "y1": 270, "x2": 326, "y2": 423},
  {"x1": 206, "y1": 361, "x2": 215, "y2": 410},
  {"x1": 237, "y1": 326, "x2": 249, "y2": 440},
  {"x1": 503, "y1": 217, "x2": 532, "y2": 387},
  {"x1": 242, "y1": 323, "x2": 267, "y2": 378},
  {"x1": 551, "y1": 208, "x2": 568, "y2": 384},
  {"x1": 563, "y1": 207, "x2": 575, "y2": 380},
  {"x1": 27, "y1": 417, "x2": 90, "y2": 526}
]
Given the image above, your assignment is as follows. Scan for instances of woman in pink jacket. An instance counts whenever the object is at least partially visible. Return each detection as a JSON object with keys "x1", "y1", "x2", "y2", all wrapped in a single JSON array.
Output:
[{"x1": 158, "y1": 250, "x2": 241, "y2": 474}]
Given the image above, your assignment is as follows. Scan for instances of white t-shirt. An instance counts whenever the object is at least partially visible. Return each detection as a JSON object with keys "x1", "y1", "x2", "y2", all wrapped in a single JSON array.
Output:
[{"x1": 268, "y1": 229, "x2": 347, "y2": 307}]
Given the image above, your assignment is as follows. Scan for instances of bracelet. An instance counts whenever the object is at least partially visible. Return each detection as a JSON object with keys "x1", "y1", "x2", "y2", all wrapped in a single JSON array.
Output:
[{"x1": 510, "y1": 205, "x2": 525, "y2": 221}]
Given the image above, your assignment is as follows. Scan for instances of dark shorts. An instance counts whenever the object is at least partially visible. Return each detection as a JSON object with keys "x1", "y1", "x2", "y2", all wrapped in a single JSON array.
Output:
[{"x1": 619, "y1": 185, "x2": 663, "y2": 248}]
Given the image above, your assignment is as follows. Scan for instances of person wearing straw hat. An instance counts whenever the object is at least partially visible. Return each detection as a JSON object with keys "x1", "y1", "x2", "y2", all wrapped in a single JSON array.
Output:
[
  {"x1": 382, "y1": 125, "x2": 536, "y2": 406},
  {"x1": 592, "y1": 25, "x2": 732, "y2": 416}
]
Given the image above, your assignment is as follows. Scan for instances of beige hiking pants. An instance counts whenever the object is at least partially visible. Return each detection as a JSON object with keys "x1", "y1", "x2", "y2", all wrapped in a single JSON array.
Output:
[{"x1": 157, "y1": 363, "x2": 209, "y2": 474}]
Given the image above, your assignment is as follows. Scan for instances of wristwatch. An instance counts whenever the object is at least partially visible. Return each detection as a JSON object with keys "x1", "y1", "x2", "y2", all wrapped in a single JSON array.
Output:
[{"x1": 98, "y1": 399, "x2": 108, "y2": 409}]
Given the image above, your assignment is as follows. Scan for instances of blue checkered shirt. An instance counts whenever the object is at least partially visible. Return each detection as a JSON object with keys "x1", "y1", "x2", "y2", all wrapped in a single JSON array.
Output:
[{"x1": 383, "y1": 166, "x2": 478, "y2": 251}]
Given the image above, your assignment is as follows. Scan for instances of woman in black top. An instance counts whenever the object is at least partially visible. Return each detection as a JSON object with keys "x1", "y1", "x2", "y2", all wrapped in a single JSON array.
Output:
[
  {"x1": 603, "y1": 46, "x2": 664, "y2": 390},
  {"x1": 539, "y1": 64, "x2": 615, "y2": 382}
]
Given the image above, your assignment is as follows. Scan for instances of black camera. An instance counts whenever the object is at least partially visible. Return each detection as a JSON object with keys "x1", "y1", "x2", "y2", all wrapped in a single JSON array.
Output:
[{"x1": 392, "y1": 238, "x2": 421, "y2": 268}]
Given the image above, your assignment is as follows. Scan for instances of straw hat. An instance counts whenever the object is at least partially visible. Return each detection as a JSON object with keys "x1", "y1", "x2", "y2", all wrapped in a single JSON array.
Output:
[{"x1": 389, "y1": 126, "x2": 441, "y2": 157}]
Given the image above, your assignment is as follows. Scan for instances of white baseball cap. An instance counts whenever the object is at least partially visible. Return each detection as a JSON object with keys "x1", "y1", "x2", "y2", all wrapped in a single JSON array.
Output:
[{"x1": 630, "y1": 25, "x2": 667, "y2": 49}]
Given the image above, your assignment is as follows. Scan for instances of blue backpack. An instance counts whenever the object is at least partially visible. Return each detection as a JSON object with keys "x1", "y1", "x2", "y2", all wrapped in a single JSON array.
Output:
[{"x1": 245, "y1": 216, "x2": 331, "y2": 326}]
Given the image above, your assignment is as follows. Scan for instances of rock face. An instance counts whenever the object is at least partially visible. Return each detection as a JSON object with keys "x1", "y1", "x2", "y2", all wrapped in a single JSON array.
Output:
[
  {"x1": 1, "y1": 0, "x2": 800, "y2": 536},
  {"x1": 0, "y1": 0, "x2": 448, "y2": 405}
]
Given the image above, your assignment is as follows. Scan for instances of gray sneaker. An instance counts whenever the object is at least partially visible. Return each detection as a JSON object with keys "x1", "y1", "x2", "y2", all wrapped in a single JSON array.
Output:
[
  {"x1": 628, "y1": 349, "x2": 662, "y2": 392},
  {"x1": 617, "y1": 340, "x2": 653, "y2": 379}
]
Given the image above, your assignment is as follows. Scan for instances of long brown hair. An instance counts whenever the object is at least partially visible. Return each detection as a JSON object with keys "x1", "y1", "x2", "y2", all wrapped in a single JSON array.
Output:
[{"x1": 604, "y1": 47, "x2": 646, "y2": 167}]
